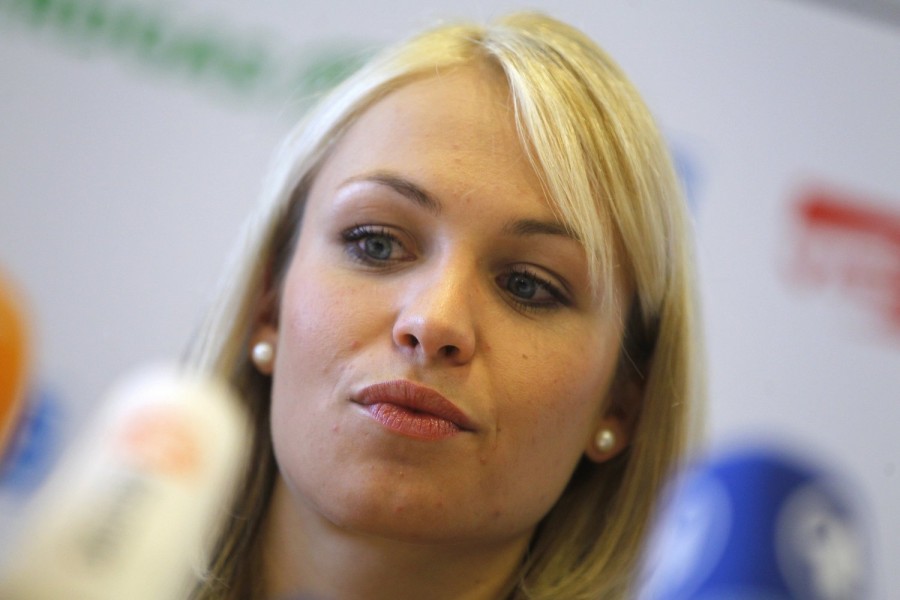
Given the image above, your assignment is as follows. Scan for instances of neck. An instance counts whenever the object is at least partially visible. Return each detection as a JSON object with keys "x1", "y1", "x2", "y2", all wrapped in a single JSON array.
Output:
[{"x1": 260, "y1": 478, "x2": 530, "y2": 600}]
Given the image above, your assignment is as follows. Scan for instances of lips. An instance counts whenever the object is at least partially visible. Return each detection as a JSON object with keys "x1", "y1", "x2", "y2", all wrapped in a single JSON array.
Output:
[{"x1": 354, "y1": 380, "x2": 476, "y2": 440}]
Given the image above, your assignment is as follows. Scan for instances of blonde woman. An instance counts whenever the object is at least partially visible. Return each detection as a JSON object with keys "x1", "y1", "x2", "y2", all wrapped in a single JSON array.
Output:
[{"x1": 188, "y1": 11, "x2": 702, "y2": 600}]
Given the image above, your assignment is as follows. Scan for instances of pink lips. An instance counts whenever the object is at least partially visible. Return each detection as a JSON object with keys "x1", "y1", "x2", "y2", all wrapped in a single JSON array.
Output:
[{"x1": 354, "y1": 380, "x2": 475, "y2": 440}]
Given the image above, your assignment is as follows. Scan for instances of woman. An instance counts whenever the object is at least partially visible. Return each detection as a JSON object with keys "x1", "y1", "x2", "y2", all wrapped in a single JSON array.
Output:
[{"x1": 187, "y1": 11, "x2": 702, "y2": 600}]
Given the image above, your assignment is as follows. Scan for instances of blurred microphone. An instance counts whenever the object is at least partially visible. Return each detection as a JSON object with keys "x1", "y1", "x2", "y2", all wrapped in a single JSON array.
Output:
[
  {"x1": 0, "y1": 365, "x2": 249, "y2": 600},
  {"x1": 637, "y1": 443, "x2": 870, "y2": 600}
]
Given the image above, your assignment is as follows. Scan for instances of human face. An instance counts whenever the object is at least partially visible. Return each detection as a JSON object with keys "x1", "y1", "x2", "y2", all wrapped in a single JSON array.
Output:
[{"x1": 262, "y1": 65, "x2": 629, "y2": 548}]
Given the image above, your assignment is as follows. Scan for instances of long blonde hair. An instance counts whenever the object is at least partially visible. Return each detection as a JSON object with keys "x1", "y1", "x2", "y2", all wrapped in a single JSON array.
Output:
[{"x1": 188, "y1": 12, "x2": 703, "y2": 599}]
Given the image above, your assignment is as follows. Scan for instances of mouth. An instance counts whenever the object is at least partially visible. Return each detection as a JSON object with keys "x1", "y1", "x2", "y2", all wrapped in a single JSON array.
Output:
[{"x1": 353, "y1": 380, "x2": 476, "y2": 440}]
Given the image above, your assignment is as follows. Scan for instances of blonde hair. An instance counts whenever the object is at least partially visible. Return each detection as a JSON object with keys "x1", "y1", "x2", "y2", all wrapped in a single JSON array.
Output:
[{"x1": 187, "y1": 12, "x2": 703, "y2": 600}]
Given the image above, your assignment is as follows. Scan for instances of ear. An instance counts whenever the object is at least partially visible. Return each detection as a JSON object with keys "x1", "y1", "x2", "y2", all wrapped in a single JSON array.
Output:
[{"x1": 584, "y1": 376, "x2": 641, "y2": 463}]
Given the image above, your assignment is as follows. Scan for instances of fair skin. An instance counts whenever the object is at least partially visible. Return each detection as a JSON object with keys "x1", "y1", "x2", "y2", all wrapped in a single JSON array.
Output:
[{"x1": 254, "y1": 64, "x2": 632, "y2": 600}]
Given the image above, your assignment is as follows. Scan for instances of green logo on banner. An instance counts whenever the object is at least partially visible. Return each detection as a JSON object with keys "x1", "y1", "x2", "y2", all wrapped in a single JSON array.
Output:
[{"x1": 0, "y1": 0, "x2": 374, "y2": 112}]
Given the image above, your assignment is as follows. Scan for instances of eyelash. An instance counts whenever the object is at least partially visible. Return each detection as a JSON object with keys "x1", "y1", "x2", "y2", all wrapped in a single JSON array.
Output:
[{"x1": 339, "y1": 224, "x2": 570, "y2": 311}]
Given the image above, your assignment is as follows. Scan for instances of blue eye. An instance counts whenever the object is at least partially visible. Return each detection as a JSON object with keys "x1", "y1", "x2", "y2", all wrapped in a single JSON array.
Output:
[
  {"x1": 341, "y1": 225, "x2": 411, "y2": 264},
  {"x1": 362, "y1": 235, "x2": 394, "y2": 260},
  {"x1": 506, "y1": 272, "x2": 539, "y2": 299},
  {"x1": 499, "y1": 268, "x2": 569, "y2": 310}
]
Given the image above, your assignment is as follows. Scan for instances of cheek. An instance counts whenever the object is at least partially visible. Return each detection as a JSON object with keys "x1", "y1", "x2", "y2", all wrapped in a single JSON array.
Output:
[
  {"x1": 268, "y1": 269, "x2": 377, "y2": 505},
  {"x1": 268, "y1": 256, "x2": 396, "y2": 438},
  {"x1": 269, "y1": 268, "x2": 363, "y2": 442},
  {"x1": 504, "y1": 330, "x2": 619, "y2": 440},
  {"x1": 484, "y1": 334, "x2": 619, "y2": 507},
  {"x1": 277, "y1": 265, "x2": 379, "y2": 375},
  {"x1": 503, "y1": 331, "x2": 617, "y2": 432}
]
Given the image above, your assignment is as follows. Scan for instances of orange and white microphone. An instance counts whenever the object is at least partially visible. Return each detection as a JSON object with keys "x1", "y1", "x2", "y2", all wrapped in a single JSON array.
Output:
[{"x1": 0, "y1": 365, "x2": 249, "y2": 600}]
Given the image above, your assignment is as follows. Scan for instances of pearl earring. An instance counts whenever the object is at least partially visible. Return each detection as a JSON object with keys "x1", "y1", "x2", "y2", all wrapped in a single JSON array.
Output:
[
  {"x1": 251, "y1": 341, "x2": 274, "y2": 369},
  {"x1": 594, "y1": 429, "x2": 616, "y2": 454}
]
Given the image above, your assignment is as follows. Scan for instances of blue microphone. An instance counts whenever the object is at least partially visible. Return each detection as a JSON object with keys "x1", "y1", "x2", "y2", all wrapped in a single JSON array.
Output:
[{"x1": 637, "y1": 443, "x2": 871, "y2": 600}]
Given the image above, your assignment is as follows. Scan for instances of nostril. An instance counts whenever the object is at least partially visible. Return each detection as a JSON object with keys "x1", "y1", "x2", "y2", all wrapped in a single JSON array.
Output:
[
  {"x1": 403, "y1": 334, "x2": 420, "y2": 348},
  {"x1": 440, "y1": 345, "x2": 459, "y2": 358}
]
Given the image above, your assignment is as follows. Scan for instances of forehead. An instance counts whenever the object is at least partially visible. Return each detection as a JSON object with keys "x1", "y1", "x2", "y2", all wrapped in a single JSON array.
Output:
[{"x1": 308, "y1": 66, "x2": 556, "y2": 222}]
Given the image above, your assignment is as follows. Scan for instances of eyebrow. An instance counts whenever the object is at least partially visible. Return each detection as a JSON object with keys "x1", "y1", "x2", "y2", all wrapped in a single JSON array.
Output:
[
  {"x1": 344, "y1": 172, "x2": 442, "y2": 215},
  {"x1": 343, "y1": 171, "x2": 579, "y2": 242},
  {"x1": 501, "y1": 218, "x2": 580, "y2": 242}
]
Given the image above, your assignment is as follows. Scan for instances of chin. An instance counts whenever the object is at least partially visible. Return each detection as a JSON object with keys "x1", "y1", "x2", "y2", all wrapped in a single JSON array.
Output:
[{"x1": 299, "y1": 478, "x2": 526, "y2": 547}]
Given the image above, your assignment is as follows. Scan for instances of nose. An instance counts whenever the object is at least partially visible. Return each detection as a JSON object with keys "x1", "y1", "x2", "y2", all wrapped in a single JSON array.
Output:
[{"x1": 391, "y1": 264, "x2": 477, "y2": 365}]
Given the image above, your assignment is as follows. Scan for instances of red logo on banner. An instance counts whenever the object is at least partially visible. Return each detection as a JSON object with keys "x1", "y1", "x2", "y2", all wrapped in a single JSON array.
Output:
[{"x1": 790, "y1": 188, "x2": 900, "y2": 335}]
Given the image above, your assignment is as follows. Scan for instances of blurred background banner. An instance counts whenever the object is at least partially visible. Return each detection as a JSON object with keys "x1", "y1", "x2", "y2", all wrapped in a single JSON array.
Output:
[{"x1": 1, "y1": 0, "x2": 897, "y2": 597}]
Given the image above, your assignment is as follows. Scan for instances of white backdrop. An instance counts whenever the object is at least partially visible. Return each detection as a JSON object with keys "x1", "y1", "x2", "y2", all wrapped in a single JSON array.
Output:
[{"x1": 2, "y1": 0, "x2": 898, "y2": 596}]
